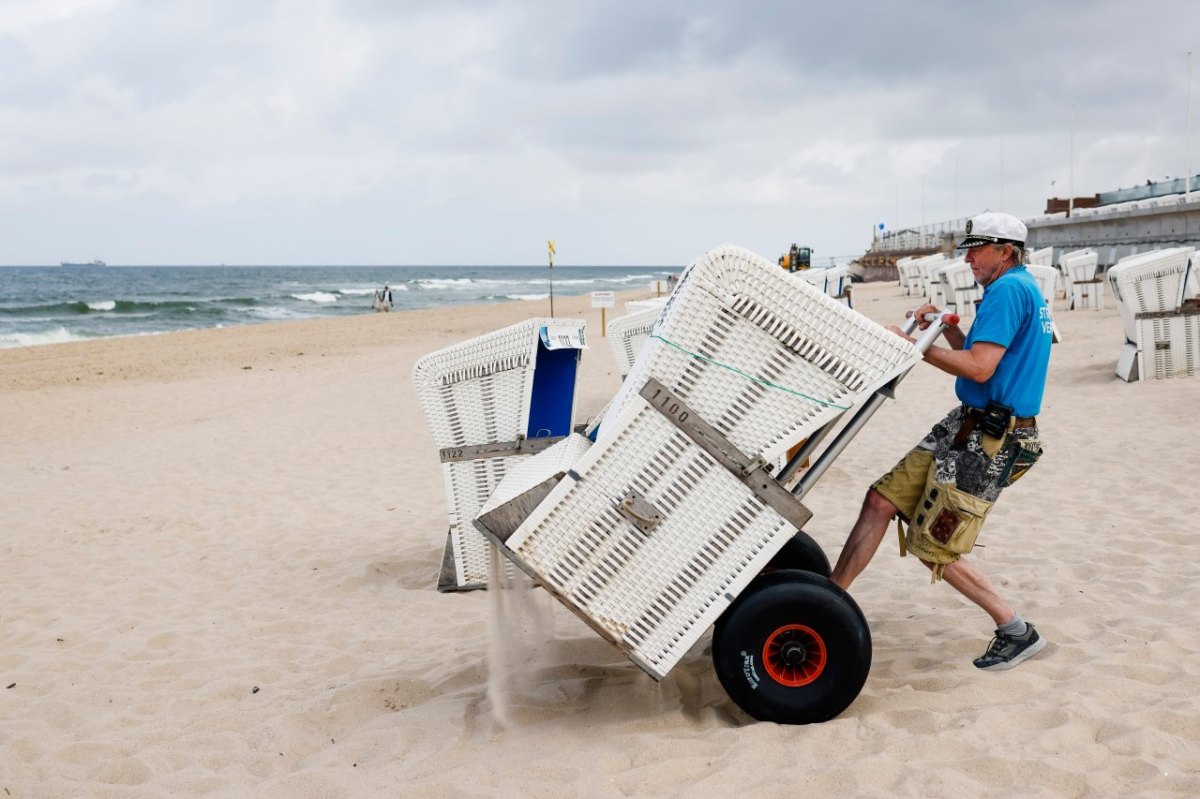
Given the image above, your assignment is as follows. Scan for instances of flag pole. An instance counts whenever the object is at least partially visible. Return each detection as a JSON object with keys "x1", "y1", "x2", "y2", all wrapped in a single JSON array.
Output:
[{"x1": 547, "y1": 240, "x2": 556, "y2": 317}]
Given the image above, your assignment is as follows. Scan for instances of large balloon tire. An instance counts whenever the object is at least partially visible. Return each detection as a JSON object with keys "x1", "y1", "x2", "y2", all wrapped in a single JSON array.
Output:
[
  {"x1": 763, "y1": 531, "x2": 831, "y2": 577},
  {"x1": 712, "y1": 570, "x2": 871, "y2": 724}
]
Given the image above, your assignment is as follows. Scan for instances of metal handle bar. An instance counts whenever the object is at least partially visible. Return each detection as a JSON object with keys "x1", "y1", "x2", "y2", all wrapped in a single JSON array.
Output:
[{"x1": 782, "y1": 309, "x2": 957, "y2": 498}]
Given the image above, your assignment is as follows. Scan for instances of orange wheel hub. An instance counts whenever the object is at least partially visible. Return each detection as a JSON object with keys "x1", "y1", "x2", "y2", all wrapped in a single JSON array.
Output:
[{"x1": 762, "y1": 624, "x2": 827, "y2": 687}]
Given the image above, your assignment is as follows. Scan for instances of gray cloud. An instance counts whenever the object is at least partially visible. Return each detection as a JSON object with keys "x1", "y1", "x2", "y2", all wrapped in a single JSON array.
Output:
[{"x1": 1, "y1": 0, "x2": 1197, "y2": 264}]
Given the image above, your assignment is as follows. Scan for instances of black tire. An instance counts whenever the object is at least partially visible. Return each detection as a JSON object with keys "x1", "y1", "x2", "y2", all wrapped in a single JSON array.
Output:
[
  {"x1": 763, "y1": 530, "x2": 831, "y2": 577},
  {"x1": 712, "y1": 570, "x2": 871, "y2": 724}
]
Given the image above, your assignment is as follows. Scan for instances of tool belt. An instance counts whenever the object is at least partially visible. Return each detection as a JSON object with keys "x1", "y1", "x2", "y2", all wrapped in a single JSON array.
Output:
[{"x1": 954, "y1": 403, "x2": 1036, "y2": 449}]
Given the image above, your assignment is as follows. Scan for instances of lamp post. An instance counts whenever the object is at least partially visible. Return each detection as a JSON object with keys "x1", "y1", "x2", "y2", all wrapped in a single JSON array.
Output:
[
  {"x1": 547, "y1": 240, "x2": 556, "y2": 317},
  {"x1": 1069, "y1": 104, "x2": 1076, "y2": 217},
  {"x1": 1187, "y1": 50, "x2": 1193, "y2": 198}
]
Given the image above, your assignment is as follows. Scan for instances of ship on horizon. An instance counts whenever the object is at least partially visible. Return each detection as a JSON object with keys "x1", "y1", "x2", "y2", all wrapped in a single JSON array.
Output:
[{"x1": 60, "y1": 259, "x2": 107, "y2": 267}]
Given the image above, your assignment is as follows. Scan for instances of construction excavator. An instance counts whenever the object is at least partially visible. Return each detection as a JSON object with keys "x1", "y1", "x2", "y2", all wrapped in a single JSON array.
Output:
[{"x1": 778, "y1": 244, "x2": 812, "y2": 272}]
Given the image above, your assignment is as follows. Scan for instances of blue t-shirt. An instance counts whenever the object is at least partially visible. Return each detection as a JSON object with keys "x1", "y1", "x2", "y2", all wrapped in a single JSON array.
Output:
[{"x1": 955, "y1": 265, "x2": 1052, "y2": 417}]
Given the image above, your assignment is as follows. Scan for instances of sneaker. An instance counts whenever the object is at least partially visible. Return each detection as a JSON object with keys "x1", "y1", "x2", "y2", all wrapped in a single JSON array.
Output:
[{"x1": 973, "y1": 623, "x2": 1047, "y2": 671}]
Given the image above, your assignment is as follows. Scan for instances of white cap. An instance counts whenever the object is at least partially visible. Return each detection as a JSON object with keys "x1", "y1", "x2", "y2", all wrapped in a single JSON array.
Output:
[{"x1": 957, "y1": 212, "x2": 1027, "y2": 249}]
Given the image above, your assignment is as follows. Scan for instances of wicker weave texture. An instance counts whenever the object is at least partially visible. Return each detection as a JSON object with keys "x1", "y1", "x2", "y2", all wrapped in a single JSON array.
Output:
[
  {"x1": 412, "y1": 317, "x2": 585, "y2": 587},
  {"x1": 501, "y1": 246, "x2": 919, "y2": 678},
  {"x1": 1137, "y1": 312, "x2": 1200, "y2": 379},
  {"x1": 599, "y1": 246, "x2": 919, "y2": 464}
]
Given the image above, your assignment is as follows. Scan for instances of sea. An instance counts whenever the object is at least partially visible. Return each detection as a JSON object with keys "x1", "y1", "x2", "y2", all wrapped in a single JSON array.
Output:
[{"x1": 0, "y1": 265, "x2": 676, "y2": 349}]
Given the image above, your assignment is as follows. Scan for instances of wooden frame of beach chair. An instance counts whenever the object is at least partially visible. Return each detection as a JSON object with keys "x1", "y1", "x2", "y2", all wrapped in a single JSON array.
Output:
[
  {"x1": 1107, "y1": 248, "x2": 1194, "y2": 382},
  {"x1": 412, "y1": 317, "x2": 587, "y2": 591},
  {"x1": 473, "y1": 247, "x2": 920, "y2": 715}
]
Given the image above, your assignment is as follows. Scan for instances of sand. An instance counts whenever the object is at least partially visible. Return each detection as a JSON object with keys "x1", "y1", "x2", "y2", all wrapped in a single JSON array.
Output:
[{"x1": 2, "y1": 280, "x2": 1198, "y2": 798}]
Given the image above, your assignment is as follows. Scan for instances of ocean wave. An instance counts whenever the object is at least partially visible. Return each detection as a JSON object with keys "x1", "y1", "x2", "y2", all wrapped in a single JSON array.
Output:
[
  {"x1": 240, "y1": 306, "x2": 304, "y2": 320},
  {"x1": 414, "y1": 278, "x2": 474, "y2": 289},
  {"x1": 502, "y1": 293, "x2": 551, "y2": 301},
  {"x1": 338, "y1": 288, "x2": 377, "y2": 296},
  {"x1": 0, "y1": 298, "x2": 237, "y2": 316},
  {"x1": 0, "y1": 326, "x2": 88, "y2": 349},
  {"x1": 291, "y1": 292, "x2": 339, "y2": 304}
]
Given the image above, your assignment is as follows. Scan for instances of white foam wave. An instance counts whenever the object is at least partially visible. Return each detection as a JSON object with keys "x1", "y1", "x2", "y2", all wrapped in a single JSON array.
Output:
[
  {"x1": 291, "y1": 292, "x2": 338, "y2": 304},
  {"x1": 504, "y1": 293, "x2": 550, "y2": 301},
  {"x1": 242, "y1": 306, "x2": 302, "y2": 320},
  {"x1": 416, "y1": 278, "x2": 474, "y2": 289},
  {"x1": 0, "y1": 327, "x2": 87, "y2": 349},
  {"x1": 338, "y1": 288, "x2": 376, "y2": 296},
  {"x1": 87, "y1": 300, "x2": 116, "y2": 311}
]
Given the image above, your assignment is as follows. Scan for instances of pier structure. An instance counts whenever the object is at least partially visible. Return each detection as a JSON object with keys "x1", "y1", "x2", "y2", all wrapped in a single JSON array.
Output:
[{"x1": 1025, "y1": 176, "x2": 1200, "y2": 270}]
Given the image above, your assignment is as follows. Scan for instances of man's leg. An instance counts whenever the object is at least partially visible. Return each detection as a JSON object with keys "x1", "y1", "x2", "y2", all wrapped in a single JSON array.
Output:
[
  {"x1": 925, "y1": 557, "x2": 1014, "y2": 626},
  {"x1": 830, "y1": 488, "x2": 898, "y2": 590}
]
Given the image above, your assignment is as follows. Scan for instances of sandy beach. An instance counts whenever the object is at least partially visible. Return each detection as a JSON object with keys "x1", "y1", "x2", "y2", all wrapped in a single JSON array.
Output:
[{"x1": 2, "y1": 279, "x2": 1199, "y2": 798}]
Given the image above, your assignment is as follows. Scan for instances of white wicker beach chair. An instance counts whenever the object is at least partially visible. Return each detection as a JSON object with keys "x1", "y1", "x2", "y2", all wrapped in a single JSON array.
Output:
[
  {"x1": 475, "y1": 246, "x2": 921, "y2": 681},
  {"x1": 921, "y1": 255, "x2": 949, "y2": 306},
  {"x1": 1026, "y1": 264, "x2": 1062, "y2": 343},
  {"x1": 901, "y1": 254, "x2": 935, "y2": 298},
  {"x1": 939, "y1": 260, "x2": 979, "y2": 317},
  {"x1": 624, "y1": 297, "x2": 669, "y2": 315},
  {"x1": 412, "y1": 317, "x2": 587, "y2": 591},
  {"x1": 822, "y1": 264, "x2": 853, "y2": 308},
  {"x1": 895, "y1": 256, "x2": 917, "y2": 295},
  {"x1": 1026, "y1": 246, "x2": 1054, "y2": 267},
  {"x1": 1107, "y1": 248, "x2": 1194, "y2": 381},
  {"x1": 899, "y1": 257, "x2": 926, "y2": 297},
  {"x1": 606, "y1": 305, "x2": 663, "y2": 379},
  {"x1": 1059, "y1": 249, "x2": 1099, "y2": 308}
]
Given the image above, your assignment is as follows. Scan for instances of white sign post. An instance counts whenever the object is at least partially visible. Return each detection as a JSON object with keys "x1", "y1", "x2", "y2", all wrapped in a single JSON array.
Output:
[{"x1": 591, "y1": 291, "x2": 616, "y2": 336}]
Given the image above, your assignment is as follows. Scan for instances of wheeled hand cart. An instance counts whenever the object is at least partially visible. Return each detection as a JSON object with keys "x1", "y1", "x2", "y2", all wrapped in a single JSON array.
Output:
[{"x1": 466, "y1": 247, "x2": 957, "y2": 724}]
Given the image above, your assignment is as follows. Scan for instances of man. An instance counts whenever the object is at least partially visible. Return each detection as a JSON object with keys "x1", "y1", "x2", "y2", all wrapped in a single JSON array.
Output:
[
  {"x1": 381, "y1": 285, "x2": 393, "y2": 312},
  {"x1": 829, "y1": 211, "x2": 1053, "y2": 671}
]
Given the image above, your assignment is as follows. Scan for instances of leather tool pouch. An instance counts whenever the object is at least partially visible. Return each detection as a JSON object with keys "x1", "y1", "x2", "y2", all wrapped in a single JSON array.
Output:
[
  {"x1": 999, "y1": 440, "x2": 1043, "y2": 487},
  {"x1": 908, "y1": 472, "x2": 994, "y2": 558}
]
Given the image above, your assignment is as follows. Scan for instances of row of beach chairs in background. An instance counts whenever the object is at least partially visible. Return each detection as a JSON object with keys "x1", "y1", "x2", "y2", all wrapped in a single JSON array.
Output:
[
  {"x1": 898, "y1": 244, "x2": 1197, "y2": 381},
  {"x1": 795, "y1": 264, "x2": 854, "y2": 309}
]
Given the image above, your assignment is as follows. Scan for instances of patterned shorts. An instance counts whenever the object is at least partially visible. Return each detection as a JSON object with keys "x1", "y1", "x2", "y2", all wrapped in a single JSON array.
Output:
[{"x1": 873, "y1": 405, "x2": 1041, "y2": 523}]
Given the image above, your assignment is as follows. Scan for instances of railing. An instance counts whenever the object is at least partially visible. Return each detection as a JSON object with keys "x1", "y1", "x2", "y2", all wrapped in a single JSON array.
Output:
[{"x1": 870, "y1": 217, "x2": 970, "y2": 253}]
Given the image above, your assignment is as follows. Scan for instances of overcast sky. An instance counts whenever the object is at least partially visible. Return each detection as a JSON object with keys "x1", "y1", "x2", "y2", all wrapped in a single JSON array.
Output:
[{"x1": 2, "y1": 0, "x2": 1197, "y2": 265}]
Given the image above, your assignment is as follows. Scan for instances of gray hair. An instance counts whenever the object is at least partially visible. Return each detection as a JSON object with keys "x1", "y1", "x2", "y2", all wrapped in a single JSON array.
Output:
[{"x1": 990, "y1": 242, "x2": 1026, "y2": 266}]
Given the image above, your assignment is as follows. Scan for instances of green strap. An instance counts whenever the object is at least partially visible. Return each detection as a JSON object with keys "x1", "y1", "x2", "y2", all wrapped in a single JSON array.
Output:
[{"x1": 649, "y1": 333, "x2": 851, "y2": 410}]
